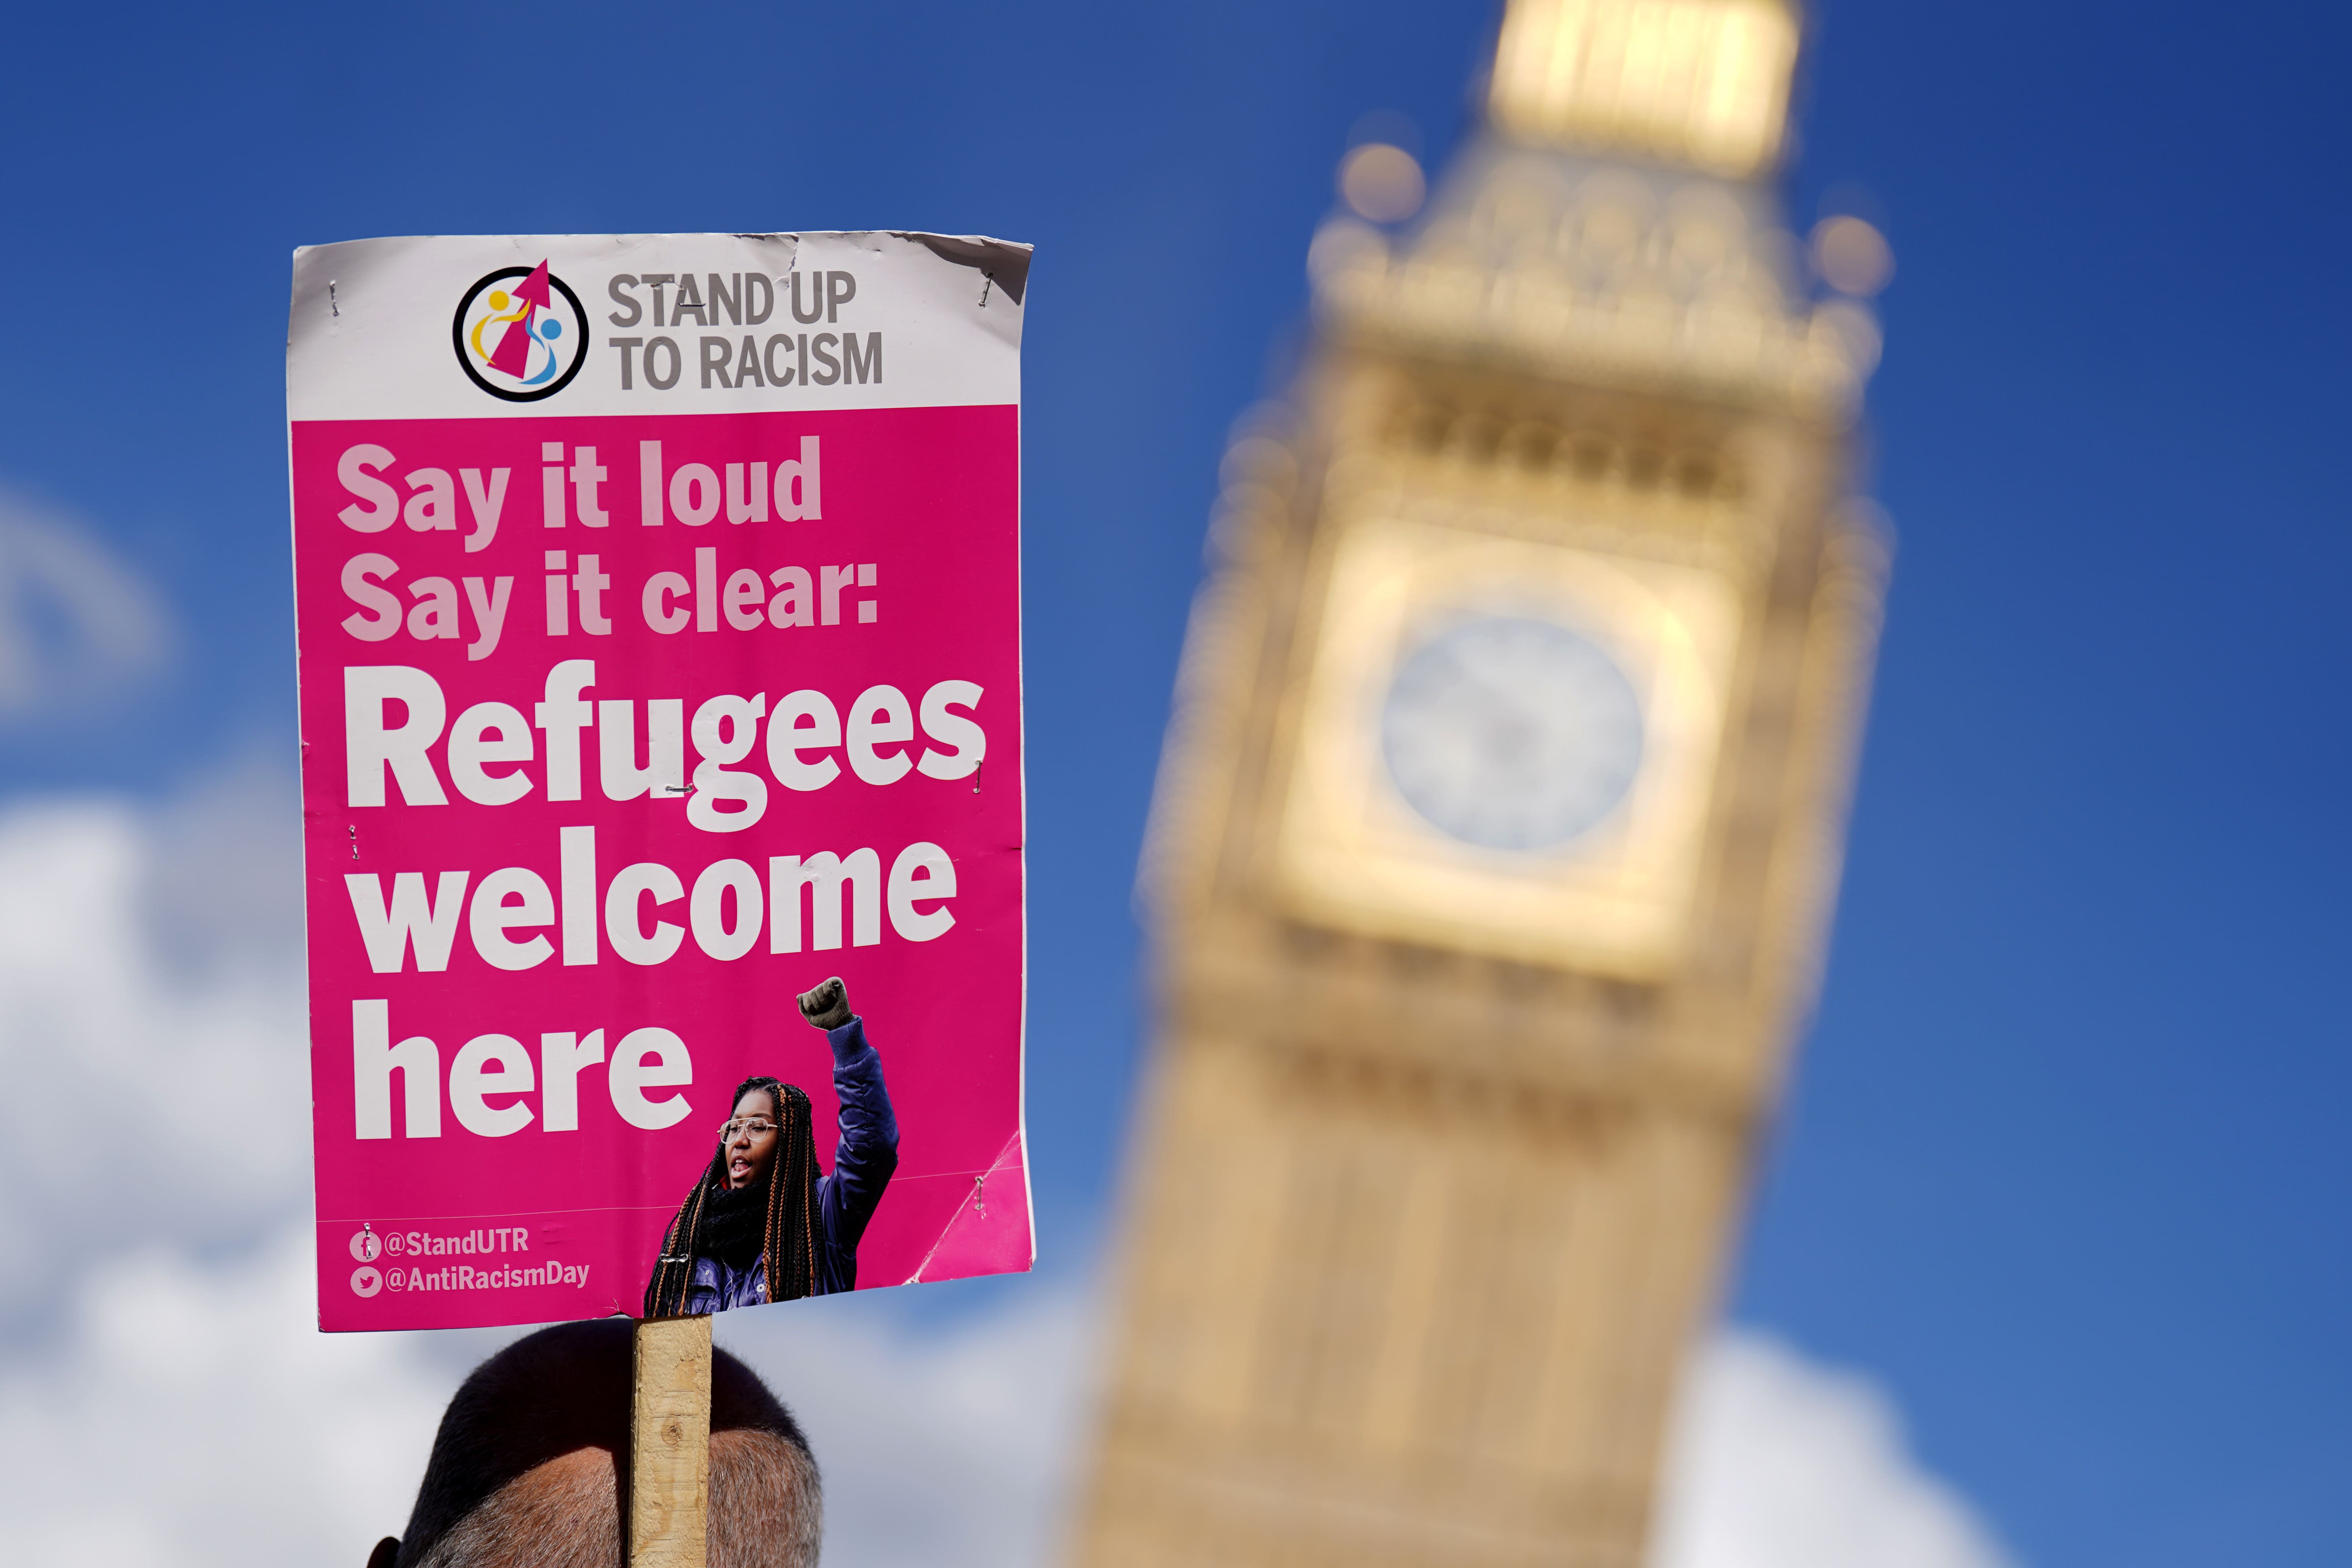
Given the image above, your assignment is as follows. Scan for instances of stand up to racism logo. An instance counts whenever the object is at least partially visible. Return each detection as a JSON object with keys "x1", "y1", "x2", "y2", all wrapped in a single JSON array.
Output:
[{"x1": 451, "y1": 260, "x2": 590, "y2": 401}]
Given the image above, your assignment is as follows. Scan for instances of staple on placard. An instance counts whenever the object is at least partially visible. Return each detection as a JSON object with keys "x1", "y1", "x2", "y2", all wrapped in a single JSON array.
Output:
[{"x1": 899, "y1": 1131, "x2": 1027, "y2": 1285}]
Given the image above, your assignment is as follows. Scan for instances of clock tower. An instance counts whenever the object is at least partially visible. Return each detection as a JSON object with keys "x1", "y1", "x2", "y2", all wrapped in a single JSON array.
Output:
[{"x1": 1070, "y1": 2, "x2": 1888, "y2": 1564}]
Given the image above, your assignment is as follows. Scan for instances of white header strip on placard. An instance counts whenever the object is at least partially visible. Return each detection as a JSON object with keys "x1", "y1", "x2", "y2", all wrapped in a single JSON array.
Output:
[{"x1": 288, "y1": 231, "x2": 1028, "y2": 421}]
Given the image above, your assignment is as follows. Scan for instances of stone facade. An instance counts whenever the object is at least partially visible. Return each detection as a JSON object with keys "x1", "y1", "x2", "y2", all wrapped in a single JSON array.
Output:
[{"x1": 1070, "y1": 5, "x2": 1885, "y2": 1563}]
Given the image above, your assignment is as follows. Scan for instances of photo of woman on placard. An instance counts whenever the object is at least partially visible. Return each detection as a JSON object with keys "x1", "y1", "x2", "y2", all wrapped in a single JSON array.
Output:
[{"x1": 642, "y1": 977, "x2": 901, "y2": 1316}]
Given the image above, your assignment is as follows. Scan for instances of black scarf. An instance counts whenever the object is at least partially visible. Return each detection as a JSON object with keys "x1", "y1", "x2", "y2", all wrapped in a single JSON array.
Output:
[{"x1": 697, "y1": 1178, "x2": 771, "y2": 1271}]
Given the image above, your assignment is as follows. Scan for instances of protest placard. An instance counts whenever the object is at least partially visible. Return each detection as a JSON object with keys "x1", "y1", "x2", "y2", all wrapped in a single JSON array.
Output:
[{"x1": 288, "y1": 233, "x2": 1030, "y2": 1331}]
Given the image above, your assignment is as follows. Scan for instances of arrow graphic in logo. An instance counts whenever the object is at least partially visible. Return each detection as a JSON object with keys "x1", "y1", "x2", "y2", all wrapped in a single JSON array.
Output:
[{"x1": 485, "y1": 260, "x2": 552, "y2": 380}]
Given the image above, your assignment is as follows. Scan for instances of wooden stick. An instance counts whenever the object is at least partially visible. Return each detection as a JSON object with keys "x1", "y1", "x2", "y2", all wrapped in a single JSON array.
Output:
[{"x1": 630, "y1": 1315, "x2": 713, "y2": 1568}]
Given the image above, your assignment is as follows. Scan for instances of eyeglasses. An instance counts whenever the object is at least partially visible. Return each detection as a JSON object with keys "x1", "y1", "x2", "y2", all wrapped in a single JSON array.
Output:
[{"x1": 719, "y1": 1117, "x2": 780, "y2": 1142}]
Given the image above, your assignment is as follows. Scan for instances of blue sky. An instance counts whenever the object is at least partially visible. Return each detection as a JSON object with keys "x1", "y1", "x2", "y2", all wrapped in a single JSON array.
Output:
[{"x1": 1, "y1": 2, "x2": 2346, "y2": 1563}]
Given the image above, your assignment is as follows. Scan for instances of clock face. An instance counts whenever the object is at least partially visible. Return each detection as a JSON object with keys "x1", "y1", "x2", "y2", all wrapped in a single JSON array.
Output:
[
  {"x1": 1379, "y1": 615, "x2": 1645, "y2": 851},
  {"x1": 1276, "y1": 517, "x2": 1741, "y2": 972}
]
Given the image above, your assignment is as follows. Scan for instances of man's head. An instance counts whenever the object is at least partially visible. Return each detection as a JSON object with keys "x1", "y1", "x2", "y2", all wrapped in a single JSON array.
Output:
[{"x1": 370, "y1": 1319, "x2": 820, "y2": 1568}]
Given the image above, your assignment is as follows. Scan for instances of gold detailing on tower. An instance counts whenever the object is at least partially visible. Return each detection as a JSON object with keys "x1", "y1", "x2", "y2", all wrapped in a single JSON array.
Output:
[
  {"x1": 1490, "y1": 0, "x2": 1800, "y2": 177},
  {"x1": 1310, "y1": 146, "x2": 1875, "y2": 421}
]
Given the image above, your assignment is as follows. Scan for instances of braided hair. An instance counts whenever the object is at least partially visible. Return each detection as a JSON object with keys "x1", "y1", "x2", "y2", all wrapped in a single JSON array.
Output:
[{"x1": 642, "y1": 1076, "x2": 823, "y2": 1318}]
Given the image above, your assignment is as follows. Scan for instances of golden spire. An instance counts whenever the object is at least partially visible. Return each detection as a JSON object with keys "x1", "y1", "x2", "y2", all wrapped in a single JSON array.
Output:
[{"x1": 1488, "y1": 0, "x2": 1801, "y2": 178}]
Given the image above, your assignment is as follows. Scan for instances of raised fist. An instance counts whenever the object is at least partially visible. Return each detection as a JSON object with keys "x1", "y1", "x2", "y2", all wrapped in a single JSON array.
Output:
[{"x1": 797, "y1": 976, "x2": 852, "y2": 1030}]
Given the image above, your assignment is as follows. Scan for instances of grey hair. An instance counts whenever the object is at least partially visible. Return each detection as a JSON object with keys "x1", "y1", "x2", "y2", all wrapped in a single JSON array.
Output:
[{"x1": 409, "y1": 1430, "x2": 822, "y2": 1568}]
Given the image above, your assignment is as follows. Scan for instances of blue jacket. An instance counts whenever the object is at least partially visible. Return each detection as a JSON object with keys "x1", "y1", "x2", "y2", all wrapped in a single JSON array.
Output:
[{"x1": 685, "y1": 1015, "x2": 900, "y2": 1311}]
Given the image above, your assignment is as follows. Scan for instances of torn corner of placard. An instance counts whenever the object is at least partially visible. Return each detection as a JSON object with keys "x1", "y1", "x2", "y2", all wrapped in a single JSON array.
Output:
[
  {"x1": 899, "y1": 233, "x2": 1033, "y2": 307},
  {"x1": 900, "y1": 1130, "x2": 1032, "y2": 1286}
]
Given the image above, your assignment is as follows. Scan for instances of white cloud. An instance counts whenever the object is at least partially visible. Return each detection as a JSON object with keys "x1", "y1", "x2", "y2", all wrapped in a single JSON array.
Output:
[
  {"x1": 0, "y1": 1223, "x2": 481, "y2": 1568},
  {"x1": 0, "y1": 785, "x2": 2016, "y2": 1568},
  {"x1": 0, "y1": 781, "x2": 467, "y2": 1567},
  {"x1": 718, "y1": 1278, "x2": 1096, "y2": 1568},
  {"x1": 0, "y1": 795, "x2": 310, "y2": 1330},
  {"x1": 1650, "y1": 1330, "x2": 2019, "y2": 1568},
  {"x1": 0, "y1": 489, "x2": 171, "y2": 720},
  {"x1": 139, "y1": 743, "x2": 308, "y2": 973}
]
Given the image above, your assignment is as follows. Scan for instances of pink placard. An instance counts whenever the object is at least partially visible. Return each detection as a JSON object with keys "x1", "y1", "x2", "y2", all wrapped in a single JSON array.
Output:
[{"x1": 288, "y1": 234, "x2": 1030, "y2": 1331}]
